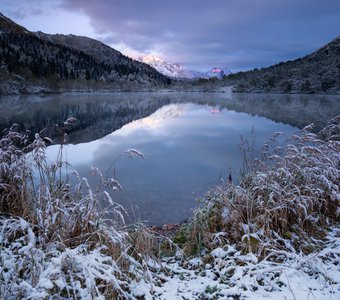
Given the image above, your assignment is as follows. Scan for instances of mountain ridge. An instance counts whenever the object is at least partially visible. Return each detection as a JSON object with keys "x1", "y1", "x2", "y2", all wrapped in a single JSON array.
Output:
[
  {"x1": 0, "y1": 12, "x2": 30, "y2": 34},
  {"x1": 138, "y1": 55, "x2": 196, "y2": 79},
  {"x1": 223, "y1": 37, "x2": 340, "y2": 94},
  {"x1": 138, "y1": 55, "x2": 232, "y2": 80},
  {"x1": 0, "y1": 13, "x2": 171, "y2": 95},
  {"x1": 1, "y1": 12, "x2": 338, "y2": 95}
]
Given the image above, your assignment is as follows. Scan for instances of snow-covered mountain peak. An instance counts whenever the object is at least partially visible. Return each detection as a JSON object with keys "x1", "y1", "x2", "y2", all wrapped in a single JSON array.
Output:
[
  {"x1": 140, "y1": 55, "x2": 164, "y2": 64},
  {"x1": 138, "y1": 55, "x2": 196, "y2": 79},
  {"x1": 138, "y1": 56, "x2": 232, "y2": 80},
  {"x1": 206, "y1": 67, "x2": 232, "y2": 78}
]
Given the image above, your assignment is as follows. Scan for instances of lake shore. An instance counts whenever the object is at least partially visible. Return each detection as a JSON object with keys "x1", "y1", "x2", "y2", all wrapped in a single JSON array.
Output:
[{"x1": 1, "y1": 80, "x2": 340, "y2": 96}]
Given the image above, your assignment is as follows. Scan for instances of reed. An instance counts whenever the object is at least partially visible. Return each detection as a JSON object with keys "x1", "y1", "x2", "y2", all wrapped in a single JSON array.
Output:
[
  {"x1": 0, "y1": 121, "x2": 160, "y2": 299},
  {"x1": 184, "y1": 116, "x2": 340, "y2": 258}
]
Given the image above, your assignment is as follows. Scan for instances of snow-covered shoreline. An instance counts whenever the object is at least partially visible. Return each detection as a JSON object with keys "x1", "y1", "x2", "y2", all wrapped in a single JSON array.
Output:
[
  {"x1": 132, "y1": 227, "x2": 340, "y2": 299},
  {"x1": 1, "y1": 113, "x2": 339, "y2": 299}
]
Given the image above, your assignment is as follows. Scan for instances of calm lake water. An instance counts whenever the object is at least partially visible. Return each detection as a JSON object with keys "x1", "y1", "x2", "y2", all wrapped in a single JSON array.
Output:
[{"x1": 1, "y1": 92, "x2": 339, "y2": 225}]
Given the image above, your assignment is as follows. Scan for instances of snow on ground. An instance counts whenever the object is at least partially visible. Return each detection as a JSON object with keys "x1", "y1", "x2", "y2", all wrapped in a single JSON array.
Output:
[{"x1": 132, "y1": 227, "x2": 340, "y2": 299}]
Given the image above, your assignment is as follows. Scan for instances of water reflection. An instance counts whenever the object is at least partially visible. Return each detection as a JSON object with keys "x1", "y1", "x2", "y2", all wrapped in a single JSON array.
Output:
[
  {"x1": 1, "y1": 92, "x2": 339, "y2": 144},
  {"x1": 46, "y1": 103, "x2": 297, "y2": 225},
  {"x1": 2, "y1": 92, "x2": 339, "y2": 225}
]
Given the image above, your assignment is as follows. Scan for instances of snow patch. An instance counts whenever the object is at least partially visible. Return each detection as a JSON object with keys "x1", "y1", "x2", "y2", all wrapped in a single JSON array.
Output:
[{"x1": 211, "y1": 247, "x2": 228, "y2": 258}]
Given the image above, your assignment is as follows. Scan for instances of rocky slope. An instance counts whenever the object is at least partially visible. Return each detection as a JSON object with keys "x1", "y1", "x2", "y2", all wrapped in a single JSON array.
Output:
[
  {"x1": 0, "y1": 13, "x2": 170, "y2": 95},
  {"x1": 224, "y1": 37, "x2": 340, "y2": 94}
]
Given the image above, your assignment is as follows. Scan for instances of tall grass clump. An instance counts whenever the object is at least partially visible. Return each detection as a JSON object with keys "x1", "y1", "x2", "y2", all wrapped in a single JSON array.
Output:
[
  {"x1": 184, "y1": 115, "x2": 340, "y2": 258},
  {"x1": 0, "y1": 122, "x2": 161, "y2": 299}
]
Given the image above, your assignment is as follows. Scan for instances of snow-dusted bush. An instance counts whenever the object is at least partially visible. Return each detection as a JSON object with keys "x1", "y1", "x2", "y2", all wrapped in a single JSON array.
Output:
[
  {"x1": 0, "y1": 124, "x2": 159, "y2": 299},
  {"x1": 0, "y1": 217, "x2": 133, "y2": 299},
  {"x1": 185, "y1": 116, "x2": 340, "y2": 257}
]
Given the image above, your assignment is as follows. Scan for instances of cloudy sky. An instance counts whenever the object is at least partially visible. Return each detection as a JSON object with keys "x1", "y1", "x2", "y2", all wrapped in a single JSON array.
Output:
[{"x1": 1, "y1": 0, "x2": 339, "y2": 71}]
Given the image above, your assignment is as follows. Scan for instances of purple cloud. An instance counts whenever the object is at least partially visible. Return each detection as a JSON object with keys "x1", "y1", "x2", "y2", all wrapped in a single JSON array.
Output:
[{"x1": 4, "y1": 0, "x2": 340, "y2": 71}]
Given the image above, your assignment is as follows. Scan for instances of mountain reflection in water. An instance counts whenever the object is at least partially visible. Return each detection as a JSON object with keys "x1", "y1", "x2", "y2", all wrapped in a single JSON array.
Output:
[
  {"x1": 46, "y1": 102, "x2": 297, "y2": 225},
  {"x1": 1, "y1": 92, "x2": 339, "y2": 225},
  {"x1": 0, "y1": 92, "x2": 339, "y2": 144}
]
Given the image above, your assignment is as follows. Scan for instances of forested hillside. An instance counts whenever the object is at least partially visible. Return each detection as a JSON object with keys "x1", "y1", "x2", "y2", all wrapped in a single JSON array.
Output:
[
  {"x1": 224, "y1": 37, "x2": 340, "y2": 94},
  {"x1": 0, "y1": 13, "x2": 170, "y2": 94}
]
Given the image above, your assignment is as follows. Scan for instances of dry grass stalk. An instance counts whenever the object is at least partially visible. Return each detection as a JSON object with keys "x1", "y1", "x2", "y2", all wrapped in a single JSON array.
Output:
[
  {"x1": 0, "y1": 122, "x2": 161, "y2": 299},
  {"x1": 185, "y1": 115, "x2": 340, "y2": 258}
]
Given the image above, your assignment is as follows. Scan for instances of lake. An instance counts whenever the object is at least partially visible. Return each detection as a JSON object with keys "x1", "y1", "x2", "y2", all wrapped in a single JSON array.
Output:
[{"x1": 1, "y1": 92, "x2": 339, "y2": 225}]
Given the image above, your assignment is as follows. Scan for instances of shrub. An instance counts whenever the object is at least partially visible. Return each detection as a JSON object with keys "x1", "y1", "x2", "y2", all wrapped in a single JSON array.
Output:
[
  {"x1": 0, "y1": 123, "x2": 160, "y2": 299},
  {"x1": 185, "y1": 116, "x2": 340, "y2": 258}
]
